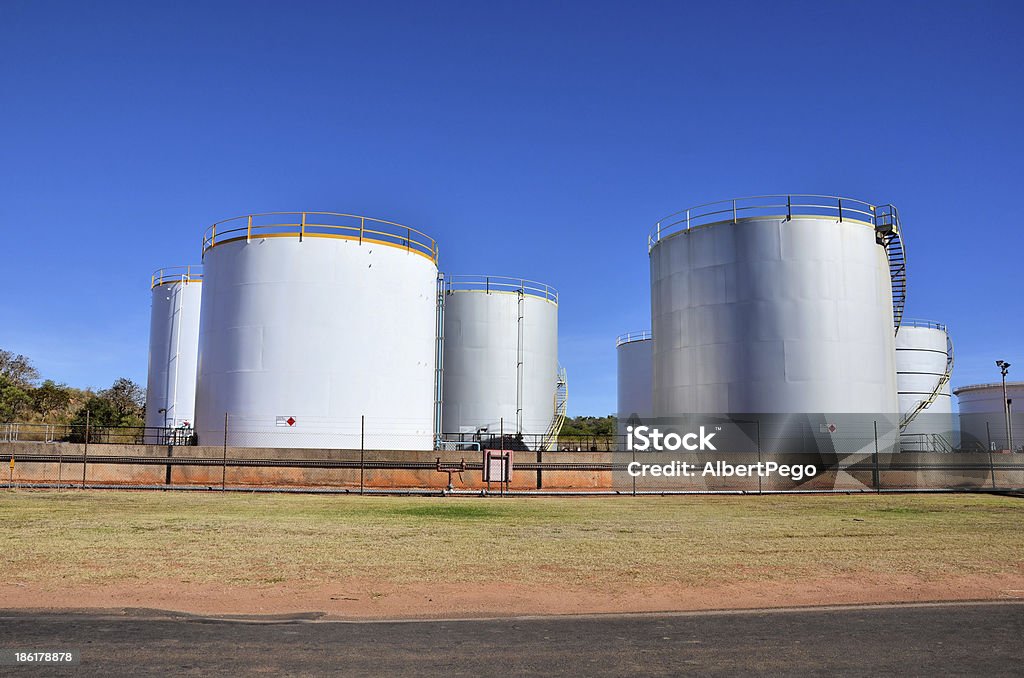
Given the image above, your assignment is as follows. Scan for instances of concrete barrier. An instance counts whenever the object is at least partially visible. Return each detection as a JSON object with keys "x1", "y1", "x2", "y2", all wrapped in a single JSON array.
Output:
[
  {"x1": 0, "y1": 443, "x2": 1019, "y2": 492},
  {"x1": 0, "y1": 443, "x2": 611, "y2": 490}
]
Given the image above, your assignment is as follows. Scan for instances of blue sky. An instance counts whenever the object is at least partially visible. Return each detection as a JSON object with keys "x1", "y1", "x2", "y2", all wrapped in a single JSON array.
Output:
[{"x1": 1, "y1": 0, "x2": 1022, "y2": 415}]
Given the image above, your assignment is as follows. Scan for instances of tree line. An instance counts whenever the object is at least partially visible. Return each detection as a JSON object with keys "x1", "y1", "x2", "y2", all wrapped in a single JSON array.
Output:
[
  {"x1": 560, "y1": 415, "x2": 617, "y2": 437},
  {"x1": 0, "y1": 349, "x2": 146, "y2": 429},
  {"x1": 2, "y1": 347, "x2": 622, "y2": 435}
]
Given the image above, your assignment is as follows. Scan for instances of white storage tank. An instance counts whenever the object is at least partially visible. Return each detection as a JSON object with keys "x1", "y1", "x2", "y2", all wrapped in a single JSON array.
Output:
[
  {"x1": 896, "y1": 320, "x2": 954, "y2": 452},
  {"x1": 616, "y1": 331, "x2": 653, "y2": 436},
  {"x1": 194, "y1": 212, "x2": 439, "y2": 450},
  {"x1": 145, "y1": 266, "x2": 203, "y2": 440},
  {"x1": 954, "y1": 381, "x2": 1024, "y2": 452},
  {"x1": 649, "y1": 195, "x2": 900, "y2": 422},
  {"x1": 440, "y1": 275, "x2": 560, "y2": 448}
]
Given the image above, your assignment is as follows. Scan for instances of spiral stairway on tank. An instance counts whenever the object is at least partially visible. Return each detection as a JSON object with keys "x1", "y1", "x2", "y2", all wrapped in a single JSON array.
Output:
[
  {"x1": 873, "y1": 204, "x2": 906, "y2": 335},
  {"x1": 873, "y1": 204, "x2": 953, "y2": 440},
  {"x1": 540, "y1": 366, "x2": 568, "y2": 451},
  {"x1": 898, "y1": 331, "x2": 955, "y2": 434}
]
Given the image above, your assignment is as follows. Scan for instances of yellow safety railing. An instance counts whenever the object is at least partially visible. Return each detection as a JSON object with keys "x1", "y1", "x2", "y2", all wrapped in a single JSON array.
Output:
[
  {"x1": 202, "y1": 212, "x2": 439, "y2": 264},
  {"x1": 151, "y1": 265, "x2": 203, "y2": 288},
  {"x1": 445, "y1": 275, "x2": 558, "y2": 304}
]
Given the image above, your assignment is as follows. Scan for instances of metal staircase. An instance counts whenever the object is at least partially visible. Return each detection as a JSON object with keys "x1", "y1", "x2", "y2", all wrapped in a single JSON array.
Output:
[
  {"x1": 540, "y1": 366, "x2": 568, "y2": 451},
  {"x1": 899, "y1": 332, "x2": 955, "y2": 431},
  {"x1": 874, "y1": 204, "x2": 906, "y2": 334},
  {"x1": 900, "y1": 432, "x2": 954, "y2": 453}
]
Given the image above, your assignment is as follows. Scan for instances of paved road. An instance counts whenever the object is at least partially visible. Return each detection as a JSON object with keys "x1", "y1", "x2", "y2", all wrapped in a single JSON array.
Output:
[{"x1": 1, "y1": 601, "x2": 1021, "y2": 676}]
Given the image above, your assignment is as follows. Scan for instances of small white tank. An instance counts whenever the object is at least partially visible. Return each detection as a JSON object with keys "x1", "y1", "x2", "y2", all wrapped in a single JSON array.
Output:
[
  {"x1": 616, "y1": 331, "x2": 652, "y2": 436},
  {"x1": 896, "y1": 320, "x2": 954, "y2": 452},
  {"x1": 440, "y1": 275, "x2": 559, "y2": 448},
  {"x1": 955, "y1": 381, "x2": 1024, "y2": 452},
  {"x1": 145, "y1": 266, "x2": 203, "y2": 438}
]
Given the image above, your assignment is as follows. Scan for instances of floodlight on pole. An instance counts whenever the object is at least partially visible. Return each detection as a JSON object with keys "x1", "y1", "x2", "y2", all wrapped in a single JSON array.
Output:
[{"x1": 996, "y1": 361, "x2": 1011, "y2": 451}]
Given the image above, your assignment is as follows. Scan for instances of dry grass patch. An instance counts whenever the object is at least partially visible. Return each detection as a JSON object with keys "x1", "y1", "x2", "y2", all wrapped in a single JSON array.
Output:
[{"x1": 0, "y1": 491, "x2": 1021, "y2": 591}]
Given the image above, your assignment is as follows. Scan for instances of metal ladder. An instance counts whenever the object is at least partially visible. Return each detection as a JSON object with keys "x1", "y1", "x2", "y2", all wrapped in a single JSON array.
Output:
[
  {"x1": 432, "y1": 273, "x2": 446, "y2": 448},
  {"x1": 515, "y1": 290, "x2": 525, "y2": 434},
  {"x1": 899, "y1": 332, "x2": 955, "y2": 431},
  {"x1": 874, "y1": 204, "x2": 906, "y2": 335},
  {"x1": 540, "y1": 366, "x2": 568, "y2": 451}
]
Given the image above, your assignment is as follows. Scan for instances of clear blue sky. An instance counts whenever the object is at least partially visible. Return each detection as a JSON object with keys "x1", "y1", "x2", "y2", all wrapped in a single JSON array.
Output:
[{"x1": 1, "y1": 0, "x2": 1022, "y2": 416}]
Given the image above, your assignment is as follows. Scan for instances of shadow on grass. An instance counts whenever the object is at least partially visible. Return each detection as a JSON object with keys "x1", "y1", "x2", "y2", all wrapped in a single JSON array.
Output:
[{"x1": 395, "y1": 504, "x2": 507, "y2": 520}]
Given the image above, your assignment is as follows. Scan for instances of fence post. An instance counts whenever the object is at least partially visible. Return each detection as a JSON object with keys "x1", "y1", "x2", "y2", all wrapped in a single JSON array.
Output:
[
  {"x1": 499, "y1": 417, "x2": 504, "y2": 496},
  {"x1": 82, "y1": 409, "x2": 90, "y2": 489},
  {"x1": 360, "y1": 415, "x2": 365, "y2": 496},
  {"x1": 989, "y1": 447, "x2": 997, "y2": 490},
  {"x1": 536, "y1": 447, "x2": 542, "y2": 490},
  {"x1": 222, "y1": 412, "x2": 228, "y2": 491},
  {"x1": 756, "y1": 420, "x2": 763, "y2": 495},
  {"x1": 166, "y1": 442, "x2": 173, "y2": 486},
  {"x1": 631, "y1": 442, "x2": 636, "y2": 497},
  {"x1": 57, "y1": 441, "x2": 62, "y2": 492},
  {"x1": 872, "y1": 421, "x2": 880, "y2": 492}
]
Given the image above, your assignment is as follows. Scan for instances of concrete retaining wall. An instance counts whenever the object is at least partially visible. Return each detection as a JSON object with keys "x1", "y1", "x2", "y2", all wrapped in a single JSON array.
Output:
[
  {"x1": 0, "y1": 443, "x2": 1019, "y2": 492},
  {"x1": 0, "y1": 443, "x2": 610, "y2": 490}
]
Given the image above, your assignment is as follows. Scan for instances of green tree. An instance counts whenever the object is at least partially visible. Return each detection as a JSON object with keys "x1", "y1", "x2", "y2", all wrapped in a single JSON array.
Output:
[
  {"x1": 69, "y1": 378, "x2": 146, "y2": 430},
  {"x1": 0, "y1": 349, "x2": 42, "y2": 422},
  {"x1": 32, "y1": 380, "x2": 74, "y2": 421},
  {"x1": 0, "y1": 349, "x2": 39, "y2": 387},
  {"x1": 0, "y1": 374, "x2": 32, "y2": 421},
  {"x1": 560, "y1": 415, "x2": 617, "y2": 436},
  {"x1": 101, "y1": 378, "x2": 146, "y2": 420}
]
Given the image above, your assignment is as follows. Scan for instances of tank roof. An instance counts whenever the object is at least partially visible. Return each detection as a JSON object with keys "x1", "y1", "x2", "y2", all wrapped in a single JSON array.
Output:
[
  {"x1": 151, "y1": 265, "x2": 202, "y2": 288},
  {"x1": 900, "y1": 319, "x2": 947, "y2": 331},
  {"x1": 444, "y1": 275, "x2": 557, "y2": 304},
  {"x1": 616, "y1": 330, "x2": 652, "y2": 347},
  {"x1": 953, "y1": 381, "x2": 1024, "y2": 395},
  {"x1": 203, "y1": 212, "x2": 438, "y2": 264},
  {"x1": 648, "y1": 194, "x2": 899, "y2": 251}
]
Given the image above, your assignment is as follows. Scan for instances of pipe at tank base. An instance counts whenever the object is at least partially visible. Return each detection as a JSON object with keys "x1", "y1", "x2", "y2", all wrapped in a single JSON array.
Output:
[{"x1": 0, "y1": 482, "x2": 1004, "y2": 497}]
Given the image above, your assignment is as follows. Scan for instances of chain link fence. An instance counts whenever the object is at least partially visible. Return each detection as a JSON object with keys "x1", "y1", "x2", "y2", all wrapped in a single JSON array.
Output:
[
  {"x1": 0, "y1": 422, "x2": 194, "y2": 445},
  {"x1": 1, "y1": 416, "x2": 1021, "y2": 494}
]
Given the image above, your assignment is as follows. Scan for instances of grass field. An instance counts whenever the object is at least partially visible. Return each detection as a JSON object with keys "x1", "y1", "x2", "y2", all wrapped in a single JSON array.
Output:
[{"x1": 1, "y1": 491, "x2": 1021, "y2": 594}]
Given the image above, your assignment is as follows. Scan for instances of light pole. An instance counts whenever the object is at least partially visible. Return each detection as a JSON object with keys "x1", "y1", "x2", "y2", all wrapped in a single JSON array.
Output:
[{"x1": 996, "y1": 360, "x2": 1011, "y2": 451}]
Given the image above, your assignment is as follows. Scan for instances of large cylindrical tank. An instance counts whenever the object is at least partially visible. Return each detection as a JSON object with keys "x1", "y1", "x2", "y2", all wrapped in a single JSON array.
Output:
[
  {"x1": 440, "y1": 275, "x2": 559, "y2": 447},
  {"x1": 649, "y1": 196, "x2": 900, "y2": 420},
  {"x1": 616, "y1": 331, "x2": 652, "y2": 436},
  {"x1": 954, "y1": 381, "x2": 1024, "y2": 452},
  {"x1": 194, "y1": 212, "x2": 439, "y2": 450},
  {"x1": 896, "y1": 320, "x2": 954, "y2": 451},
  {"x1": 145, "y1": 266, "x2": 203, "y2": 439}
]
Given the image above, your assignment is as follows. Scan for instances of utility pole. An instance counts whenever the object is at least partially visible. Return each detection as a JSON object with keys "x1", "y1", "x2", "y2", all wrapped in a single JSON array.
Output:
[{"x1": 996, "y1": 360, "x2": 1011, "y2": 451}]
